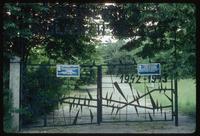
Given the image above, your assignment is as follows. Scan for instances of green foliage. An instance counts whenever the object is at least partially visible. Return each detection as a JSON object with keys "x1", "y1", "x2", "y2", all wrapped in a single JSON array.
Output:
[
  {"x1": 3, "y1": 88, "x2": 13, "y2": 132},
  {"x1": 178, "y1": 79, "x2": 196, "y2": 117},
  {"x1": 3, "y1": 3, "x2": 48, "y2": 61},
  {"x1": 77, "y1": 67, "x2": 97, "y2": 86},
  {"x1": 101, "y1": 4, "x2": 141, "y2": 37},
  {"x1": 22, "y1": 65, "x2": 65, "y2": 124},
  {"x1": 4, "y1": 3, "x2": 196, "y2": 78},
  {"x1": 3, "y1": 62, "x2": 13, "y2": 132},
  {"x1": 102, "y1": 3, "x2": 196, "y2": 78},
  {"x1": 98, "y1": 40, "x2": 136, "y2": 64},
  {"x1": 3, "y1": 3, "x2": 100, "y2": 62},
  {"x1": 27, "y1": 46, "x2": 51, "y2": 64},
  {"x1": 44, "y1": 34, "x2": 96, "y2": 64},
  {"x1": 97, "y1": 40, "x2": 138, "y2": 75}
]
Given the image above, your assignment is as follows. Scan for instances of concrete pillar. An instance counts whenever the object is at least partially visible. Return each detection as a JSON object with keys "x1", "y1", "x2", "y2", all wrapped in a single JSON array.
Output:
[{"x1": 9, "y1": 56, "x2": 21, "y2": 132}]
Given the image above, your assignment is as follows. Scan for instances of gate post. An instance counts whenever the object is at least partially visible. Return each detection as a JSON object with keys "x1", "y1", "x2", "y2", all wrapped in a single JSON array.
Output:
[
  {"x1": 174, "y1": 78, "x2": 178, "y2": 126},
  {"x1": 97, "y1": 65, "x2": 102, "y2": 124},
  {"x1": 173, "y1": 24, "x2": 178, "y2": 126},
  {"x1": 9, "y1": 56, "x2": 21, "y2": 132}
]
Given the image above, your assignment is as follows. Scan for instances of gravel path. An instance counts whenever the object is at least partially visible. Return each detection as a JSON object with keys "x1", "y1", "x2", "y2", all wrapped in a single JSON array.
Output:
[{"x1": 20, "y1": 113, "x2": 195, "y2": 133}]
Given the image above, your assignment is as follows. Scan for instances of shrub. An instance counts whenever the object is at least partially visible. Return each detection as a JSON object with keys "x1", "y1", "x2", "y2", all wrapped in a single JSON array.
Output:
[
  {"x1": 21, "y1": 64, "x2": 65, "y2": 125},
  {"x1": 3, "y1": 62, "x2": 13, "y2": 132}
]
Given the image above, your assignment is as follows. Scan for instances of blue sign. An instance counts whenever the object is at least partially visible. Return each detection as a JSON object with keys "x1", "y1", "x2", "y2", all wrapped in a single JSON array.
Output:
[
  {"x1": 56, "y1": 65, "x2": 80, "y2": 77},
  {"x1": 137, "y1": 63, "x2": 161, "y2": 76}
]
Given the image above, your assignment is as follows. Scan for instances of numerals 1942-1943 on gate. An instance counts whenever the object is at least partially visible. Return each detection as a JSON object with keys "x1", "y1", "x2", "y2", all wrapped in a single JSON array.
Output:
[{"x1": 120, "y1": 74, "x2": 167, "y2": 83}]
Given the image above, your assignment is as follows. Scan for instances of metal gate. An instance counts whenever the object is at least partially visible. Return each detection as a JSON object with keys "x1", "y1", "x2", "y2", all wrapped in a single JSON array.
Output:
[
  {"x1": 100, "y1": 64, "x2": 175, "y2": 123},
  {"x1": 21, "y1": 64, "x2": 100, "y2": 128},
  {"x1": 20, "y1": 63, "x2": 177, "y2": 128}
]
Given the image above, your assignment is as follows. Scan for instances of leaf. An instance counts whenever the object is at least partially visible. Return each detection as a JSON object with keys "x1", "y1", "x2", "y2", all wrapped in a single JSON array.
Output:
[
  {"x1": 115, "y1": 106, "x2": 119, "y2": 116},
  {"x1": 161, "y1": 82, "x2": 163, "y2": 90},
  {"x1": 111, "y1": 104, "x2": 115, "y2": 115},
  {"x1": 69, "y1": 104, "x2": 72, "y2": 113},
  {"x1": 147, "y1": 89, "x2": 156, "y2": 109},
  {"x1": 72, "y1": 110, "x2": 80, "y2": 125},
  {"x1": 106, "y1": 92, "x2": 108, "y2": 105},
  {"x1": 105, "y1": 92, "x2": 108, "y2": 100},
  {"x1": 164, "y1": 86, "x2": 166, "y2": 93},
  {"x1": 135, "y1": 96, "x2": 140, "y2": 105},
  {"x1": 148, "y1": 112, "x2": 153, "y2": 121},
  {"x1": 109, "y1": 92, "x2": 113, "y2": 104},
  {"x1": 134, "y1": 106, "x2": 139, "y2": 117},
  {"x1": 156, "y1": 99, "x2": 159, "y2": 111},
  {"x1": 3, "y1": 22, "x2": 16, "y2": 29},
  {"x1": 153, "y1": 108, "x2": 155, "y2": 116},
  {"x1": 72, "y1": 97, "x2": 76, "y2": 108},
  {"x1": 129, "y1": 83, "x2": 135, "y2": 100},
  {"x1": 146, "y1": 86, "x2": 156, "y2": 109},
  {"x1": 164, "y1": 93, "x2": 172, "y2": 102},
  {"x1": 136, "y1": 89, "x2": 140, "y2": 98},
  {"x1": 160, "y1": 103, "x2": 162, "y2": 115},
  {"x1": 89, "y1": 109, "x2": 93, "y2": 123},
  {"x1": 114, "y1": 82, "x2": 127, "y2": 102},
  {"x1": 84, "y1": 96, "x2": 86, "y2": 105},
  {"x1": 78, "y1": 97, "x2": 81, "y2": 105},
  {"x1": 158, "y1": 84, "x2": 160, "y2": 90},
  {"x1": 86, "y1": 89, "x2": 93, "y2": 100},
  {"x1": 159, "y1": 88, "x2": 161, "y2": 93}
]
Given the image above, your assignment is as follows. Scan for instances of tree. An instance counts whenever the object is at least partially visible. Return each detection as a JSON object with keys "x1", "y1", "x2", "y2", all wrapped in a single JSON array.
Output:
[
  {"x1": 3, "y1": 3, "x2": 102, "y2": 63},
  {"x1": 101, "y1": 3, "x2": 196, "y2": 78},
  {"x1": 3, "y1": 3, "x2": 48, "y2": 62}
]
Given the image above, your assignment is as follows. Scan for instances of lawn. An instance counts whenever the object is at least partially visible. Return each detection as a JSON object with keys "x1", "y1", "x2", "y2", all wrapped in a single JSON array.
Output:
[
  {"x1": 177, "y1": 79, "x2": 196, "y2": 117},
  {"x1": 133, "y1": 78, "x2": 196, "y2": 117}
]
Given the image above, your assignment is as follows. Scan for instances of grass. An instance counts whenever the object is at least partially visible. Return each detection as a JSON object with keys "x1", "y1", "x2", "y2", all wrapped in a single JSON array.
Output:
[
  {"x1": 177, "y1": 79, "x2": 196, "y2": 117},
  {"x1": 133, "y1": 78, "x2": 196, "y2": 117}
]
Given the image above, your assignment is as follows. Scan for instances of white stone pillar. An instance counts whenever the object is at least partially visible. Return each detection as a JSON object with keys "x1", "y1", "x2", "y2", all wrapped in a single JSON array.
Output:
[{"x1": 9, "y1": 56, "x2": 21, "y2": 132}]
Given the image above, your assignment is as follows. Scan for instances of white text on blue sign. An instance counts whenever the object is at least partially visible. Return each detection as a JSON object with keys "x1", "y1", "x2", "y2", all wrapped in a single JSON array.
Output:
[
  {"x1": 56, "y1": 65, "x2": 80, "y2": 77},
  {"x1": 137, "y1": 63, "x2": 161, "y2": 76}
]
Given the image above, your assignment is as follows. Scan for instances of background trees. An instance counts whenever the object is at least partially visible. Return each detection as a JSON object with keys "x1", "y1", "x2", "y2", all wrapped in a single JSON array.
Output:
[
  {"x1": 3, "y1": 3, "x2": 102, "y2": 64},
  {"x1": 3, "y1": 3, "x2": 196, "y2": 72},
  {"x1": 100, "y1": 3, "x2": 196, "y2": 78}
]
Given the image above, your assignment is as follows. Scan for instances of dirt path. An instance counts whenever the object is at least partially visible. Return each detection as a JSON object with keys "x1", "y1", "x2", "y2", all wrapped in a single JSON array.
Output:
[{"x1": 20, "y1": 113, "x2": 195, "y2": 133}]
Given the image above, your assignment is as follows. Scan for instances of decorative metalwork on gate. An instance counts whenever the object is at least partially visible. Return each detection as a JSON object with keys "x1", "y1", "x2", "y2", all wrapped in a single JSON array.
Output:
[
  {"x1": 100, "y1": 64, "x2": 174, "y2": 123},
  {"x1": 21, "y1": 64, "x2": 99, "y2": 127},
  {"x1": 20, "y1": 63, "x2": 176, "y2": 129}
]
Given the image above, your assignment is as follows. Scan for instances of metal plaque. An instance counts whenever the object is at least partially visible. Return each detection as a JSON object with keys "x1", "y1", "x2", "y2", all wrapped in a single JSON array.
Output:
[
  {"x1": 56, "y1": 65, "x2": 80, "y2": 77},
  {"x1": 137, "y1": 63, "x2": 161, "y2": 76}
]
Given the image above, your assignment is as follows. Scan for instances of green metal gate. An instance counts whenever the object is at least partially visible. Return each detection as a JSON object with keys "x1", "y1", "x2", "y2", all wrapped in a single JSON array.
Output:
[
  {"x1": 99, "y1": 64, "x2": 176, "y2": 123},
  {"x1": 20, "y1": 63, "x2": 178, "y2": 129},
  {"x1": 21, "y1": 64, "x2": 99, "y2": 128}
]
